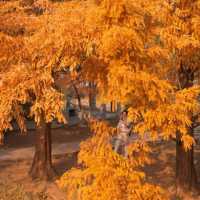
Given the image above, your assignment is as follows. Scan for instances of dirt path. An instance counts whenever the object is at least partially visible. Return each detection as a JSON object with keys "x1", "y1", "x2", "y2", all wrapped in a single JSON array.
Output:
[
  {"x1": 0, "y1": 124, "x2": 87, "y2": 200},
  {"x1": 1, "y1": 121, "x2": 200, "y2": 200},
  {"x1": 0, "y1": 141, "x2": 80, "y2": 161},
  {"x1": 0, "y1": 122, "x2": 90, "y2": 160}
]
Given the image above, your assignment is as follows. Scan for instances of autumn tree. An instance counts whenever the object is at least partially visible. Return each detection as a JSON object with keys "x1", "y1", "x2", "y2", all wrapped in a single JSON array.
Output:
[
  {"x1": 0, "y1": 0, "x2": 91, "y2": 180},
  {"x1": 82, "y1": 0, "x2": 200, "y2": 146},
  {"x1": 1, "y1": 1, "x2": 200, "y2": 195},
  {"x1": 149, "y1": 0, "x2": 200, "y2": 192},
  {"x1": 90, "y1": 0, "x2": 200, "y2": 193},
  {"x1": 58, "y1": 0, "x2": 200, "y2": 199},
  {"x1": 0, "y1": 31, "x2": 66, "y2": 179}
]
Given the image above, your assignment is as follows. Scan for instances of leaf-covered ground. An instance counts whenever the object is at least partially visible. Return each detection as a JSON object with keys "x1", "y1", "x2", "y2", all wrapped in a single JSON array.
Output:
[{"x1": 0, "y1": 126, "x2": 200, "y2": 200}]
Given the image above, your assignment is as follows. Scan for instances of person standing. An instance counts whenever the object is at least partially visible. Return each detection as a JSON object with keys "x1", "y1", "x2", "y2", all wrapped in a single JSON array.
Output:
[{"x1": 114, "y1": 110, "x2": 133, "y2": 157}]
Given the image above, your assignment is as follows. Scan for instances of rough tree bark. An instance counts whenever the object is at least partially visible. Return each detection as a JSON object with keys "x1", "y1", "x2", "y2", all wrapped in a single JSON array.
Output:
[
  {"x1": 176, "y1": 129, "x2": 197, "y2": 192},
  {"x1": 29, "y1": 120, "x2": 56, "y2": 180},
  {"x1": 176, "y1": 63, "x2": 198, "y2": 192}
]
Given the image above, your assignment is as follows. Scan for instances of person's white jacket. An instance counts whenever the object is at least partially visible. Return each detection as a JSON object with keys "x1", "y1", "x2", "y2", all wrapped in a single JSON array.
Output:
[{"x1": 114, "y1": 120, "x2": 132, "y2": 157}]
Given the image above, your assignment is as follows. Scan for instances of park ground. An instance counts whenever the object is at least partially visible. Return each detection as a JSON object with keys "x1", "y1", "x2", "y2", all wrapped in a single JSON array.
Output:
[{"x1": 0, "y1": 120, "x2": 200, "y2": 200}]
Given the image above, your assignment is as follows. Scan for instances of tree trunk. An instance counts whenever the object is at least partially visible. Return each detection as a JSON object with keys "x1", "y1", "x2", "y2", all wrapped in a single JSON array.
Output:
[
  {"x1": 72, "y1": 84, "x2": 82, "y2": 110},
  {"x1": 111, "y1": 101, "x2": 117, "y2": 112},
  {"x1": 100, "y1": 104, "x2": 106, "y2": 118},
  {"x1": 117, "y1": 103, "x2": 121, "y2": 113},
  {"x1": 176, "y1": 64, "x2": 197, "y2": 192},
  {"x1": 176, "y1": 130, "x2": 197, "y2": 193},
  {"x1": 29, "y1": 121, "x2": 56, "y2": 180},
  {"x1": 110, "y1": 101, "x2": 113, "y2": 112},
  {"x1": 89, "y1": 82, "x2": 96, "y2": 110}
]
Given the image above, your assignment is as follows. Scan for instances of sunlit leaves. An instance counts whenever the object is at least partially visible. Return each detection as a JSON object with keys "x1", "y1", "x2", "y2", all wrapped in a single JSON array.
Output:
[{"x1": 58, "y1": 120, "x2": 167, "y2": 200}]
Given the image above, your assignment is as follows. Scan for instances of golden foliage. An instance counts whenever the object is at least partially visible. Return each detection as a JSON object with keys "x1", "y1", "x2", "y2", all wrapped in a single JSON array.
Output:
[
  {"x1": 0, "y1": 0, "x2": 94, "y2": 141},
  {"x1": 58, "y1": 120, "x2": 167, "y2": 200},
  {"x1": 1, "y1": 0, "x2": 200, "y2": 197},
  {"x1": 82, "y1": 0, "x2": 200, "y2": 146},
  {"x1": 57, "y1": 1, "x2": 200, "y2": 197},
  {"x1": 157, "y1": 0, "x2": 200, "y2": 71}
]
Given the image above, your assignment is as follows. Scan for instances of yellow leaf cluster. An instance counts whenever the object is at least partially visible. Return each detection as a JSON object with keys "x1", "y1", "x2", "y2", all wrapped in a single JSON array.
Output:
[{"x1": 58, "y1": 120, "x2": 167, "y2": 200}]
